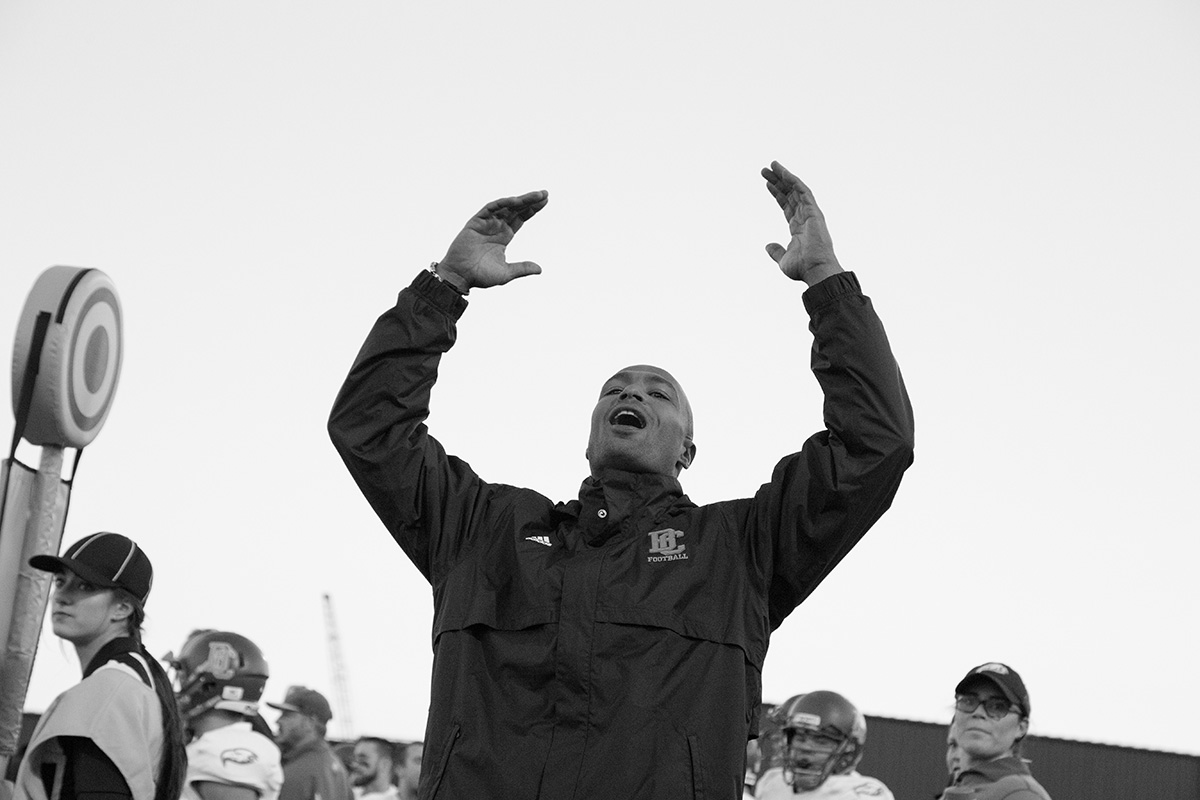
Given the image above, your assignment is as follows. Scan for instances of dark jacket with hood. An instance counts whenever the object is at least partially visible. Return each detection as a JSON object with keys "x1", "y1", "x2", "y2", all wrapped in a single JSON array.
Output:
[{"x1": 328, "y1": 269, "x2": 914, "y2": 800}]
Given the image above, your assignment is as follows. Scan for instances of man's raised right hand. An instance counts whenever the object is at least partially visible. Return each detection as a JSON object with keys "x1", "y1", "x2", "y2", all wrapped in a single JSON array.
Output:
[{"x1": 436, "y1": 191, "x2": 549, "y2": 292}]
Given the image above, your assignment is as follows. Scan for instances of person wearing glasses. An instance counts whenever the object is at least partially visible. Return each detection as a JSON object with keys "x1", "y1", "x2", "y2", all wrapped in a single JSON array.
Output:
[{"x1": 940, "y1": 663, "x2": 1052, "y2": 800}]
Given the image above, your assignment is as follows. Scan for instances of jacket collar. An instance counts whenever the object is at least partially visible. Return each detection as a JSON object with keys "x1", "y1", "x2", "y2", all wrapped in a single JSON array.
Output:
[
  {"x1": 572, "y1": 469, "x2": 690, "y2": 545},
  {"x1": 281, "y1": 730, "x2": 330, "y2": 763},
  {"x1": 957, "y1": 754, "x2": 1032, "y2": 785}
]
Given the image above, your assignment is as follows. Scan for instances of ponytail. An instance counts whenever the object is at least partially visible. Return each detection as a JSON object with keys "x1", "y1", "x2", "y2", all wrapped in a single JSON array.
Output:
[
  {"x1": 122, "y1": 594, "x2": 187, "y2": 800},
  {"x1": 142, "y1": 644, "x2": 186, "y2": 800}
]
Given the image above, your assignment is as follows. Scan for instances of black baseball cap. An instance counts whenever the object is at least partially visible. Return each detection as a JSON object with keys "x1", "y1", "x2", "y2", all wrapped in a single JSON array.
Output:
[
  {"x1": 267, "y1": 685, "x2": 334, "y2": 725},
  {"x1": 955, "y1": 662, "x2": 1031, "y2": 717},
  {"x1": 30, "y1": 531, "x2": 154, "y2": 605}
]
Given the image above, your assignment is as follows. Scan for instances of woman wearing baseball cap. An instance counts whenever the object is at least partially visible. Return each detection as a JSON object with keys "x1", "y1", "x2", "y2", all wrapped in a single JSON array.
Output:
[
  {"x1": 13, "y1": 532, "x2": 186, "y2": 800},
  {"x1": 940, "y1": 662, "x2": 1052, "y2": 800}
]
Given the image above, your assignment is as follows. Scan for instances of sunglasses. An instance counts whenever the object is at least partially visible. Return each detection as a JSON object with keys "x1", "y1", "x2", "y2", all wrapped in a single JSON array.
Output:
[{"x1": 955, "y1": 694, "x2": 1019, "y2": 720}]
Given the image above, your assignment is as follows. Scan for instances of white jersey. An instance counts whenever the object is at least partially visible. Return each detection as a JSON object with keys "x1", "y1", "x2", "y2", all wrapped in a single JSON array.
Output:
[
  {"x1": 355, "y1": 788, "x2": 400, "y2": 800},
  {"x1": 16, "y1": 658, "x2": 164, "y2": 800},
  {"x1": 183, "y1": 721, "x2": 284, "y2": 800},
  {"x1": 755, "y1": 768, "x2": 894, "y2": 800}
]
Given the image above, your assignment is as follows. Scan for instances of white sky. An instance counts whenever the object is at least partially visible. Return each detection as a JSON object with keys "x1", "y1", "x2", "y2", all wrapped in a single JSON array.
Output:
[{"x1": 2, "y1": 0, "x2": 1198, "y2": 758}]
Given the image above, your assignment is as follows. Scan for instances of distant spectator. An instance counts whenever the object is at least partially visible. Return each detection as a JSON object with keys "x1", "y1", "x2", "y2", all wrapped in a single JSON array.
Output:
[
  {"x1": 268, "y1": 686, "x2": 352, "y2": 800},
  {"x1": 392, "y1": 742, "x2": 422, "y2": 800},
  {"x1": 940, "y1": 663, "x2": 1051, "y2": 800},
  {"x1": 13, "y1": 532, "x2": 186, "y2": 800},
  {"x1": 350, "y1": 738, "x2": 396, "y2": 800},
  {"x1": 170, "y1": 629, "x2": 282, "y2": 800},
  {"x1": 755, "y1": 691, "x2": 894, "y2": 800},
  {"x1": 945, "y1": 728, "x2": 965, "y2": 785}
]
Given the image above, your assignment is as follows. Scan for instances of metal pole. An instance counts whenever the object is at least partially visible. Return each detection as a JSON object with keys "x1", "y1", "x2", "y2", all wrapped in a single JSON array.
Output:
[{"x1": 0, "y1": 444, "x2": 67, "y2": 777}]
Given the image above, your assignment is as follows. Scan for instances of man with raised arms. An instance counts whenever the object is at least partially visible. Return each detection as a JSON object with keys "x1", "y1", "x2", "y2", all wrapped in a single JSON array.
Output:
[{"x1": 328, "y1": 162, "x2": 915, "y2": 799}]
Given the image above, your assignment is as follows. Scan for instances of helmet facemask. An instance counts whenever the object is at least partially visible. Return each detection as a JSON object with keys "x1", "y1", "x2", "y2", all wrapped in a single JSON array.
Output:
[
  {"x1": 782, "y1": 723, "x2": 860, "y2": 791},
  {"x1": 776, "y1": 691, "x2": 867, "y2": 792}
]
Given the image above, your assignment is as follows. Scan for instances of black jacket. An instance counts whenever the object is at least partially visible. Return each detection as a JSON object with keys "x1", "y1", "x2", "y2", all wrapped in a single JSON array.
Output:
[{"x1": 329, "y1": 270, "x2": 914, "y2": 800}]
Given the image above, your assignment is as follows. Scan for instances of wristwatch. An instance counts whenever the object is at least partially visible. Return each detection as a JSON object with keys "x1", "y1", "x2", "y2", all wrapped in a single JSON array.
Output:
[{"x1": 427, "y1": 262, "x2": 468, "y2": 296}]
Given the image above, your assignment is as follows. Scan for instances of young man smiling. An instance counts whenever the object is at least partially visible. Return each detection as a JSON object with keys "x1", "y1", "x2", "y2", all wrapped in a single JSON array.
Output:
[{"x1": 329, "y1": 162, "x2": 915, "y2": 799}]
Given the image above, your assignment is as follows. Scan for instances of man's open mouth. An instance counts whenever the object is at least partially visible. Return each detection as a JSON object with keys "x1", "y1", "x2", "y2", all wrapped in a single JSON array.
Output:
[{"x1": 610, "y1": 408, "x2": 646, "y2": 429}]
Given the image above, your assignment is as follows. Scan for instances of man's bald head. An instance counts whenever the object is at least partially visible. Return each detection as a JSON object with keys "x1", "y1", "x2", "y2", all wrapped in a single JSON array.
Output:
[{"x1": 587, "y1": 365, "x2": 696, "y2": 478}]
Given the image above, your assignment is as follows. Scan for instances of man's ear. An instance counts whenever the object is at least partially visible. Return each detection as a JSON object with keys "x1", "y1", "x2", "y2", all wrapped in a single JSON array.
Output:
[
  {"x1": 1018, "y1": 717, "x2": 1030, "y2": 738},
  {"x1": 677, "y1": 440, "x2": 697, "y2": 473}
]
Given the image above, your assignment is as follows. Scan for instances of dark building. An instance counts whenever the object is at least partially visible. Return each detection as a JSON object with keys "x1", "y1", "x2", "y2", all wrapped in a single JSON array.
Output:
[{"x1": 858, "y1": 715, "x2": 1200, "y2": 800}]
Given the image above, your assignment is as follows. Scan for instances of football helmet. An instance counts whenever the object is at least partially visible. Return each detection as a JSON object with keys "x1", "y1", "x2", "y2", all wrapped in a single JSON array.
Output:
[
  {"x1": 780, "y1": 690, "x2": 867, "y2": 791},
  {"x1": 168, "y1": 629, "x2": 269, "y2": 720}
]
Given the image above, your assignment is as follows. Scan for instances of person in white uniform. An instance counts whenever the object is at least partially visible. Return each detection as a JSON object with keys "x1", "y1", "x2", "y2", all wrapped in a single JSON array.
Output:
[
  {"x1": 169, "y1": 630, "x2": 283, "y2": 800},
  {"x1": 755, "y1": 691, "x2": 893, "y2": 800}
]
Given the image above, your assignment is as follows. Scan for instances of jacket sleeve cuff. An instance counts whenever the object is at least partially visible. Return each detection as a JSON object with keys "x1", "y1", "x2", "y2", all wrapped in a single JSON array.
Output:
[
  {"x1": 802, "y1": 271, "x2": 862, "y2": 315},
  {"x1": 405, "y1": 268, "x2": 469, "y2": 321}
]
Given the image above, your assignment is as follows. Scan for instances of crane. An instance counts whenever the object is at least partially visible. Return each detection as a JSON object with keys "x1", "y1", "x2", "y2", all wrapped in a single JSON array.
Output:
[{"x1": 322, "y1": 593, "x2": 355, "y2": 739}]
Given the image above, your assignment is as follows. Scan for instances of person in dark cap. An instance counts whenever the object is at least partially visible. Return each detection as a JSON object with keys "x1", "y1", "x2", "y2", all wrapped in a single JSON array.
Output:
[
  {"x1": 328, "y1": 163, "x2": 915, "y2": 798},
  {"x1": 267, "y1": 686, "x2": 351, "y2": 800},
  {"x1": 940, "y1": 662, "x2": 1052, "y2": 800},
  {"x1": 13, "y1": 532, "x2": 186, "y2": 800}
]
